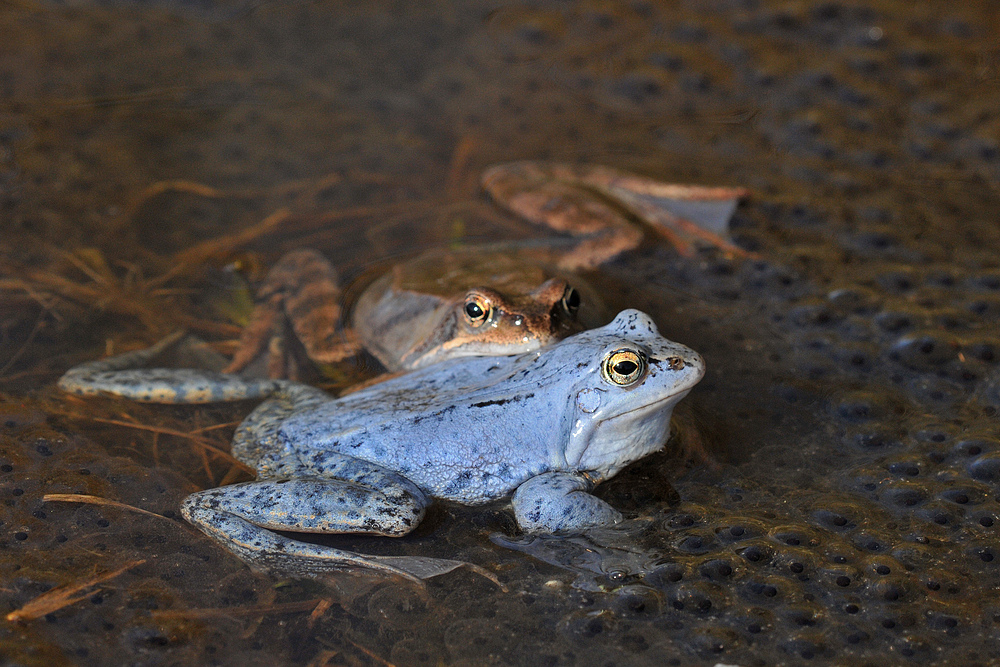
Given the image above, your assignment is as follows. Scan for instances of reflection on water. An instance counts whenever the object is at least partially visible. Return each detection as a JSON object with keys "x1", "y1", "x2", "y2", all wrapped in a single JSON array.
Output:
[
  {"x1": 2, "y1": 0, "x2": 1000, "y2": 664},
  {"x1": 493, "y1": 523, "x2": 663, "y2": 593}
]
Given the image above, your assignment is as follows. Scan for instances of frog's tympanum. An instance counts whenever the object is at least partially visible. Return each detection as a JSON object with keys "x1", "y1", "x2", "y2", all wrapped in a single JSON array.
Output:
[
  {"x1": 226, "y1": 161, "x2": 744, "y2": 379},
  {"x1": 59, "y1": 310, "x2": 705, "y2": 580}
]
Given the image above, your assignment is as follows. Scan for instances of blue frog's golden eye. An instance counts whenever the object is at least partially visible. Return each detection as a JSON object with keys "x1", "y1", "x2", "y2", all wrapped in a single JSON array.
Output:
[
  {"x1": 602, "y1": 349, "x2": 646, "y2": 386},
  {"x1": 464, "y1": 294, "x2": 492, "y2": 327}
]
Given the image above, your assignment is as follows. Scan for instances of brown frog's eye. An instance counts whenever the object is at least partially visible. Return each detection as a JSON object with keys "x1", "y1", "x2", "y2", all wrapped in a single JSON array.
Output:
[
  {"x1": 602, "y1": 349, "x2": 646, "y2": 386},
  {"x1": 561, "y1": 286, "x2": 581, "y2": 316},
  {"x1": 464, "y1": 294, "x2": 492, "y2": 327}
]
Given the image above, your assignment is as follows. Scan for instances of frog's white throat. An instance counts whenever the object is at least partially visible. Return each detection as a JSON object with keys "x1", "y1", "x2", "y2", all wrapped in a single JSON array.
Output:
[{"x1": 564, "y1": 389, "x2": 691, "y2": 481}]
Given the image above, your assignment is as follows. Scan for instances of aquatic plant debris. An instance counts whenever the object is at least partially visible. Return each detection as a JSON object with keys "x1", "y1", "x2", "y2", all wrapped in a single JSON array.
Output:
[
  {"x1": 42, "y1": 493, "x2": 176, "y2": 523},
  {"x1": 151, "y1": 598, "x2": 329, "y2": 620},
  {"x1": 6, "y1": 560, "x2": 145, "y2": 623}
]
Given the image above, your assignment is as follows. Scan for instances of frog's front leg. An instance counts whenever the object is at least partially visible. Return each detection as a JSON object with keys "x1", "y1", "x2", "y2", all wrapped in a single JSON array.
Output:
[
  {"x1": 512, "y1": 471, "x2": 623, "y2": 533},
  {"x1": 225, "y1": 249, "x2": 361, "y2": 379},
  {"x1": 181, "y1": 453, "x2": 430, "y2": 579}
]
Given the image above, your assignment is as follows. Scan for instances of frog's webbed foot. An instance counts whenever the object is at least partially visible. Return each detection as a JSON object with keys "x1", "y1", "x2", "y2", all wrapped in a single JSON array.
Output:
[
  {"x1": 512, "y1": 471, "x2": 623, "y2": 533},
  {"x1": 184, "y1": 506, "x2": 430, "y2": 583},
  {"x1": 595, "y1": 174, "x2": 752, "y2": 259},
  {"x1": 225, "y1": 249, "x2": 361, "y2": 379},
  {"x1": 481, "y1": 161, "x2": 751, "y2": 269},
  {"x1": 57, "y1": 332, "x2": 284, "y2": 403},
  {"x1": 184, "y1": 505, "x2": 497, "y2": 585}
]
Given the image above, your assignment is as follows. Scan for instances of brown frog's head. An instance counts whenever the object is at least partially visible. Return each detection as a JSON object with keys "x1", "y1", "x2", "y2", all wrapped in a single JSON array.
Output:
[
  {"x1": 352, "y1": 248, "x2": 598, "y2": 372},
  {"x1": 395, "y1": 277, "x2": 583, "y2": 371}
]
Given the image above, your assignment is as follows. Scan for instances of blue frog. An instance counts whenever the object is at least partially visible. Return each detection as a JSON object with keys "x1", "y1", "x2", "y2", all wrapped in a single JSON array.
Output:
[{"x1": 59, "y1": 310, "x2": 704, "y2": 580}]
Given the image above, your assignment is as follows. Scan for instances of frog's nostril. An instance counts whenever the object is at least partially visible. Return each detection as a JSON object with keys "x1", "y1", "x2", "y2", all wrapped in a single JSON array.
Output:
[{"x1": 667, "y1": 357, "x2": 686, "y2": 370}]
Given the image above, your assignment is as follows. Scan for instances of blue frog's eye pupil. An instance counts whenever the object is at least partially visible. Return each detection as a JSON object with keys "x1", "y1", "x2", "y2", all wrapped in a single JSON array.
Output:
[
  {"x1": 613, "y1": 360, "x2": 638, "y2": 376},
  {"x1": 603, "y1": 349, "x2": 645, "y2": 385}
]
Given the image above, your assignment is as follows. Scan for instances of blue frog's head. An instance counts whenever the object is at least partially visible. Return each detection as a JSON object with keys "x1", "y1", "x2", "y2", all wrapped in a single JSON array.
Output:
[{"x1": 558, "y1": 309, "x2": 705, "y2": 481}]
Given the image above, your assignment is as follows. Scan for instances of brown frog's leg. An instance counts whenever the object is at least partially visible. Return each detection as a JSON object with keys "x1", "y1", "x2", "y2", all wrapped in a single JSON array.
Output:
[
  {"x1": 481, "y1": 161, "x2": 751, "y2": 268},
  {"x1": 224, "y1": 249, "x2": 361, "y2": 378},
  {"x1": 481, "y1": 162, "x2": 643, "y2": 271}
]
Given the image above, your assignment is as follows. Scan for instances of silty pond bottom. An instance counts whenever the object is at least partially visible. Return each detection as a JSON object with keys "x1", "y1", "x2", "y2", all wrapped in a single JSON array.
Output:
[{"x1": 1, "y1": 0, "x2": 1000, "y2": 665}]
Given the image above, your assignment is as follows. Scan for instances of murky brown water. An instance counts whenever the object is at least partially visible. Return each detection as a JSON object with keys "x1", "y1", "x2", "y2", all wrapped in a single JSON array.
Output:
[{"x1": 2, "y1": 0, "x2": 1000, "y2": 664}]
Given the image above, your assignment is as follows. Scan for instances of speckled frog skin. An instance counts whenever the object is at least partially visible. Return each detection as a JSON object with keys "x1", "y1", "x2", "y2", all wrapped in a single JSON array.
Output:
[{"x1": 59, "y1": 310, "x2": 704, "y2": 578}]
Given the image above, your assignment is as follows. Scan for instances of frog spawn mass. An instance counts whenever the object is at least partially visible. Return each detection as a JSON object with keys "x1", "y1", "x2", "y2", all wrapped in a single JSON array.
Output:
[{"x1": 58, "y1": 310, "x2": 705, "y2": 580}]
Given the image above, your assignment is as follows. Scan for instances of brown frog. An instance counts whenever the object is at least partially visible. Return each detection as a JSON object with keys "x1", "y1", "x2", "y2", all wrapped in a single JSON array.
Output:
[
  {"x1": 226, "y1": 161, "x2": 747, "y2": 378},
  {"x1": 225, "y1": 246, "x2": 586, "y2": 378}
]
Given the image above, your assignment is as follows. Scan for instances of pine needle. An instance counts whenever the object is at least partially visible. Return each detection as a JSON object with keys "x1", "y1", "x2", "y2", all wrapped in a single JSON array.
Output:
[{"x1": 42, "y1": 493, "x2": 171, "y2": 522}]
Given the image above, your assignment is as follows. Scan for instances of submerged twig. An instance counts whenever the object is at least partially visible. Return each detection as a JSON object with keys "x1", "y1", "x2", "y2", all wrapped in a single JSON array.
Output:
[
  {"x1": 342, "y1": 637, "x2": 396, "y2": 667},
  {"x1": 307, "y1": 598, "x2": 335, "y2": 629},
  {"x1": 170, "y1": 208, "x2": 292, "y2": 268},
  {"x1": 1, "y1": 254, "x2": 240, "y2": 339},
  {"x1": 306, "y1": 649, "x2": 340, "y2": 667},
  {"x1": 0, "y1": 311, "x2": 45, "y2": 377}
]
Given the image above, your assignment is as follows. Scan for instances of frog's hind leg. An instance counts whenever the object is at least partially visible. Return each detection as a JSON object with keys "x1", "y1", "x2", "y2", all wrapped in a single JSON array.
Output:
[
  {"x1": 481, "y1": 161, "x2": 644, "y2": 271},
  {"x1": 224, "y1": 249, "x2": 361, "y2": 379},
  {"x1": 572, "y1": 164, "x2": 752, "y2": 258},
  {"x1": 181, "y1": 452, "x2": 433, "y2": 582},
  {"x1": 58, "y1": 332, "x2": 282, "y2": 403},
  {"x1": 182, "y1": 504, "x2": 428, "y2": 583},
  {"x1": 229, "y1": 382, "x2": 329, "y2": 467},
  {"x1": 481, "y1": 161, "x2": 752, "y2": 264}
]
